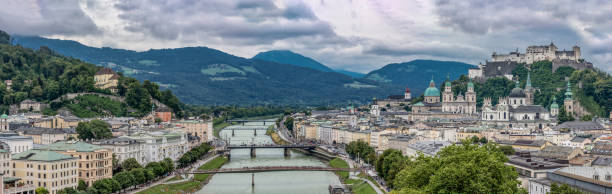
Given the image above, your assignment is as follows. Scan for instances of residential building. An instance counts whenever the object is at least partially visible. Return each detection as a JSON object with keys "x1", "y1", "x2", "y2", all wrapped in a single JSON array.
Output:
[
  {"x1": 14, "y1": 127, "x2": 69, "y2": 145},
  {"x1": 154, "y1": 107, "x2": 172, "y2": 122},
  {"x1": 94, "y1": 68, "x2": 119, "y2": 93},
  {"x1": 11, "y1": 149, "x2": 78, "y2": 194},
  {"x1": 405, "y1": 141, "x2": 451, "y2": 157},
  {"x1": 123, "y1": 130, "x2": 189, "y2": 163},
  {"x1": 18, "y1": 100, "x2": 46, "y2": 112},
  {"x1": 174, "y1": 120, "x2": 213, "y2": 141},
  {"x1": 40, "y1": 141, "x2": 112, "y2": 185}
]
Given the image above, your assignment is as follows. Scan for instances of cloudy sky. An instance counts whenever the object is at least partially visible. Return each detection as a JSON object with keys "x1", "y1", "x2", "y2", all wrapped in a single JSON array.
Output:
[{"x1": 1, "y1": 0, "x2": 612, "y2": 73}]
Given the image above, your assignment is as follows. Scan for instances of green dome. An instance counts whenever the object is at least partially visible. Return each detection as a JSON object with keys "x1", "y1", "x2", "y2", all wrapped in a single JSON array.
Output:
[
  {"x1": 424, "y1": 87, "x2": 440, "y2": 97},
  {"x1": 445, "y1": 81, "x2": 451, "y2": 87},
  {"x1": 550, "y1": 102, "x2": 559, "y2": 109},
  {"x1": 0, "y1": 113, "x2": 7, "y2": 119},
  {"x1": 467, "y1": 81, "x2": 474, "y2": 88}
]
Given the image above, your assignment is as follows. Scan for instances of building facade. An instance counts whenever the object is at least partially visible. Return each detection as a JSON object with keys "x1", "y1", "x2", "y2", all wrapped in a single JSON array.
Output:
[
  {"x1": 11, "y1": 149, "x2": 78, "y2": 194},
  {"x1": 41, "y1": 141, "x2": 112, "y2": 186}
]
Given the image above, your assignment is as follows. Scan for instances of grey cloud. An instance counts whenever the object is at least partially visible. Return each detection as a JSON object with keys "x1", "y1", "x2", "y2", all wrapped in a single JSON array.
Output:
[
  {"x1": 114, "y1": 0, "x2": 331, "y2": 42},
  {"x1": 0, "y1": 0, "x2": 100, "y2": 36}
]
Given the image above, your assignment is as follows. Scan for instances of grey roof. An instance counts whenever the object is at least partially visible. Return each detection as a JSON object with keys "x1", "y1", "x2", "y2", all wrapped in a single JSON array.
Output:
[
  {"x1": 532, "y1": 145, "x2": 581, "y2": 160},
  {"x1": 14, "y1": 127, "x2": 66, "y2": 135},
  {"x1": 407, "y1": 141, "x2": 451, "y2": 155},
  {"x1": 507, "y1": 155, "x2": 567, "y2": 169},
  {"x1": 570, "y1": 136, "x2": 589, "y2": 143},
  {"x1": 97, "y1": 137, "x2": 140, "y2": 145},
  {"x1": 509, "y1": 87, "x2": 526, "y2": 98},
  {"x1": 591, "y1": 142, "x2": 612, "y2": 156},
  {"x1": 592, "y1": 156, "x2": 612, "y2": 166},
  {"x1": 500, "y1": 139, "x2": 549, "y2": 147},
  {"x1": 511, "y1": 105, "x2": 548, "y2": 113},
  {"x1": 553, "y1": 121, "x2": 605, "y2": 131}
]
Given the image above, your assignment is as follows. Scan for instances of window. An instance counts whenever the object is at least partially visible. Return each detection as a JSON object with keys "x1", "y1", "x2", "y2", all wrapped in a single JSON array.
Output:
[{"x1": 594, "y1": 175, "x2": 600, "y2": 180}]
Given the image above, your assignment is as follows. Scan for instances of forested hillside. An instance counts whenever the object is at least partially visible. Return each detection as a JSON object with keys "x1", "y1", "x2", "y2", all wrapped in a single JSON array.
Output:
[
  {"x1": 365, "y1": 60, "x2": 477, "y2": 96},
  {"x1": 0, "y1": 30, "x2": 183, "y2": 117},
  {"x1": 447, "y1": 60, "x2": 611, "y2": 117},
  {"x1": 13, "y1": 35, "x2": 395, "y2": 105}
]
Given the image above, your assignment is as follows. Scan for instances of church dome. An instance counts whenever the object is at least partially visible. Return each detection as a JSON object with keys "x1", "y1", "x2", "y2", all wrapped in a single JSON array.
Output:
[
  {"x1": 424, "y1": 87, "x2": 440, "y2": 97},
  {"x1": 509, "y1": 87, "x2": 526, "y2": 98}
]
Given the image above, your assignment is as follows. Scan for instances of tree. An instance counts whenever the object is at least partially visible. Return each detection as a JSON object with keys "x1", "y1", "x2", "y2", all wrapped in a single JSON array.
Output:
[
  {"x1": 145, "y1": 168, "x2": 156, "y2": 182},
  {"x1": 113, "y1": 171, "x2": 135, "y2": 190},
  {"x1": 375, "y1": 149, "x2": 409, "y2": 188},
  {"x1": 35, "y1": 187, "x2": 49, "y2": 194},
  {"x1": 76, "y1": 120, "x2": 112, "y2": 140},
  {"x1": 284, "y1": 117, "x2": 294, "y2": 131},
  {"x1": 580, "y1": 114, "x2": 593, "y2": 121},
  {"x1": 550, "y1": 183, "x2": 584, "y2": 194},
  {"x1": 346, "y1": 140, "x2": 376, "y2": 164},
  {"x1": 130, "y1": 168, "x2": 147, "y2": 185},
  {"x1": 77, "y1": 179, "x2": 88, "y2": 190},
  {"x1": 479, "y1": 137, "x2": 488, "y2": 144},
  {"x1": 499, "y1": 145, "x2": 516, "y2": 155},
  {"x1": 392, "y1": 142, "x2": 523, "y2": 194},
  {"x1": 146, "y1": 162, "x2": 165, "y2": 177},
  {"x1": 57, "y1": 187, "x2": 78, "y2": 194},
  {"x1": 122, "y1": 158, "x2": 142, "y2": 172},
  {"x1": 162, "y1": 158, "x2": 175, "y2": 174}
]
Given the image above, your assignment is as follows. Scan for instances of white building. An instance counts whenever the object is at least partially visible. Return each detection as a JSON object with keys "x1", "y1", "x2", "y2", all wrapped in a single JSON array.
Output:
[
  {"x1": 96, "y1": 137, "x2": 146, "y2": 165},
  {"x1": 0, "y1": 134, "x2": 33, "y2": 154},
  {"x1": 123, "y1": 130, "x2": 189, "y2": 163}
]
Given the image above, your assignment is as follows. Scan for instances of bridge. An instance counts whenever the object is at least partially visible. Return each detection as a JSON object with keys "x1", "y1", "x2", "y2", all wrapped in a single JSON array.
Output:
[
  {"x1": 186, "y1": 166, "x2": 357, "y2": 174},
  {"x1": 226, "y1": 119, "x2": 273, "y2": 126},
  {"x1": 225, "y1": 144, "x2": 316, "y2": 158}
]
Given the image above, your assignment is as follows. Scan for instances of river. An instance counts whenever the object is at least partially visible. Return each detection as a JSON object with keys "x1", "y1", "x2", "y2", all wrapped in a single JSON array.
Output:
[{"x1": 197, "y1": 121, "x2": 341, "y2": 194}]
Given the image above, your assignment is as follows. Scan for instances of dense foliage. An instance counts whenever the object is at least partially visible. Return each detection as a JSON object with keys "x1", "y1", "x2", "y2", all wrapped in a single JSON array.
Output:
[
  {"x1": 0, "y1": 31, "x2": 184, "y2": 117},
  {"x1": 391, "y1": 142, "x2": 523, "y2": 194},
  {"x1": 346, "y1": 140, "x2": 376, "y2": 164},
  {"x1": 550, "y1": 183, "x2": 584, "y2": 194},
  {"x1": 284, "y1": 116, "x2": 294, "y2": 131},
  {"x1": 47, "y1": 94, "x2": 127, "y2": 117},
  {"x1": 75, "y1": 120, "x2": 112, "y2": 140},
  {"x1": 178, "y1": 143, "x2": 212, "y2": 167},
  {"x1": 375, "y1": 149, "x2": 408, "y2": 189}
]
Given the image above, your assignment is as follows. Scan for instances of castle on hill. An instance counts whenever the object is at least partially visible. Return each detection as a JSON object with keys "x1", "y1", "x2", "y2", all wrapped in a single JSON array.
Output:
[{"x1": 469, "y1": 42, "x2": 593, "y2": 81}]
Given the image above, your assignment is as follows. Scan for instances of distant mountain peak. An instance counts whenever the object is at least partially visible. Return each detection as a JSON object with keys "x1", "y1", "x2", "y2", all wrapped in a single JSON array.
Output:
[{"x1": 252, "y1": 50, "x2": 334, "y2": 72}]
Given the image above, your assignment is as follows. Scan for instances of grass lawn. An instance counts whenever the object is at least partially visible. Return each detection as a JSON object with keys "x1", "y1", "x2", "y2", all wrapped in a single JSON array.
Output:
[
  {"x1": 329, "y1": 158, "x2": 349, "y2": 180},
  {"x1": 194, "y1": 156, "x2": 228, "y2": 181},
  {"x1": 138, "y1": 156, "x2": 228, "y2": 194},
  {"x1": 345, "y1": 179, "x2": 377, "y2": 194},
  {"x1": 164, "y1": 175, "x2": 183, "y2": 182},
  {"x1": 136, "y1": 180, "x2": 201, "y2": 194}
]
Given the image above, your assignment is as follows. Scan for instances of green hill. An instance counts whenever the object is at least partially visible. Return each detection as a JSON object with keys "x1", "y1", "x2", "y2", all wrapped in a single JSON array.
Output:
[
  {"x1": 365, "y1": 60, "x2": 477, "y2": 96},
  {"x1": 12, "y1": 35, "x2": 395, "y2": 106},
  {"x1": 447, "y1": 61, "x2": 611, "y2": 117},
  {"x1": 252, "y1": 50, "x2": 334, "y2": 72},
  {"x1": 0, "y1": 30, "x2": 183, "y2": 117}
]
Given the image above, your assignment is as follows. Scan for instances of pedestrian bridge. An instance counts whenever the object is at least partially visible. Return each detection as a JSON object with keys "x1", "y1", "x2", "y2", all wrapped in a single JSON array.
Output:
[
  {"x1": 186, "y1": 166, "x2": 357, "y2": 174},
  {"x1": 227, "y1": 119, "x2": 273, "y2": 126}
]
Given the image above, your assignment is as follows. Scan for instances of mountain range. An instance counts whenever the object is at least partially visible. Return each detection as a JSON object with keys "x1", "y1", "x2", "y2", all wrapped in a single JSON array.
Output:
[{"x1": 11, "y1": 35, "x2": 475, "y2": 105}]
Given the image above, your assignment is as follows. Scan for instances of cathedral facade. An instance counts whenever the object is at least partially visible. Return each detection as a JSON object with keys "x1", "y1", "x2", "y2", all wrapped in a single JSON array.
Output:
[{"x1": 412, "y1": 78, "x2": 477, "y2": 116}]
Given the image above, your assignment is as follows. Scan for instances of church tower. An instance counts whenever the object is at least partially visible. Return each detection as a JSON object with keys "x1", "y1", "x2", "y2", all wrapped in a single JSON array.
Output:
[
  {"x1": 404, "y1": 87, "x2": 411, "y2": 100},
  {"x1": 525, "y1": 72, "x2": 534, "y2": 105},
  {"x1": 550, "y1": 96, "x2": 559, "y2": 117},
  {"x1": 443, "y1": 75, "x2": 454, "y2": 103},
  {"x1": 465, "y1": 79, "x2": 477, "y2": 114},
  {"x1": 0, "y1": 113, "x2": 7, "y2": 132},
  {"x1": 370, "y1": 97, "x2": 380, "y2": 117},
  {"x1": 564, "y1": 81, "x2": 574, "y2": 117}
]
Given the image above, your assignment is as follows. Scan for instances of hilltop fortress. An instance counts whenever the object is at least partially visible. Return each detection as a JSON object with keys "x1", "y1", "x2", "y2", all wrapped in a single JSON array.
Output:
[{"x1": 469, "y1": 43, "x2": 593, "y2": 80}]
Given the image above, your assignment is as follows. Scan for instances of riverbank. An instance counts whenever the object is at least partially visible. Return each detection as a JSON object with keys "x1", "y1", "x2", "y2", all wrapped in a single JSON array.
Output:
[
  {"x1": 136, "y1": 156, "x2": 228, "y2": 194},
  {"x1": 329, "y1": 157, "x2": 378, "y2": 194},
  {"x1": 266, "y1": 126, "x2": 288, "y2": 145}
]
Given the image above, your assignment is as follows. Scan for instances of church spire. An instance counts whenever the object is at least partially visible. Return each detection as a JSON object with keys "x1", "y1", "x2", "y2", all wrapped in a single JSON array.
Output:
[
  {"x1": 564, "y1": 81, "x2": 572, "y2": 100},
  {"x1": 429, "y1": 76, "x2": 436, "y2": 88},
  {"x1": 526, "y1": 72, "x2": 532, "y2": 88}
]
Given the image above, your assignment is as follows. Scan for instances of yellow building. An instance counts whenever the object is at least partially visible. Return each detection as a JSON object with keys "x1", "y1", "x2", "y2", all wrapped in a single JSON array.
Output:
[
  {"x1": 174, "y1": 120, "x2": 213, "y2": 141},
  {"x1": 33, "y1": 116, "x2": 81, "y2": 129},
  {"x1": 41, "y1": 141, "x2": 112, "y2": 185},
  {"x1": 11, "y1": 149, "x2": 78, "y2": 194},
  {"x1": 94, "y1": 68, "x2": 119, "y2": 93}
]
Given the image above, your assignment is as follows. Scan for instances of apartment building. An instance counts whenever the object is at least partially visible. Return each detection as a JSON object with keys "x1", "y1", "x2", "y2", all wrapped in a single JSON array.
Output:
[
  {"x1": 11, "y1": 149, "x2": 78, "y2": 194},
  {"x1": 41, "y1": 141, "x2": 112, "y2": 185}
]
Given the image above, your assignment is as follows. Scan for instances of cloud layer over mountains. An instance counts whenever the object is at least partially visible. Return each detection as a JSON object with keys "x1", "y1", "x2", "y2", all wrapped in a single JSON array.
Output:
[{"x1": 1, "y1": 0, "x2": 611, "y2": 73}]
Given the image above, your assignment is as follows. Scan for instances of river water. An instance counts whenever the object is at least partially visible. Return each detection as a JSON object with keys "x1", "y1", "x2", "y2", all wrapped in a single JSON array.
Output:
[{"x1": 197, "y1": 121, "x2": 341, "y2": 194}]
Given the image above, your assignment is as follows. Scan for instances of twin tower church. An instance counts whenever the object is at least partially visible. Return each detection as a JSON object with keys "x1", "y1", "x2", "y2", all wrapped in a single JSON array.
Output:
[{"x1": 374, "y1": 73, "x2": 577, "y2": 130}]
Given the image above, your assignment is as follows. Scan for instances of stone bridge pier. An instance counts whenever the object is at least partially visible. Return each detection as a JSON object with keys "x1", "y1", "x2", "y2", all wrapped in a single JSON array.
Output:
[
  {"x1": 254, "y1": 129, "x2": 257, "y2": 136},
  {"x1": 250, "y1": 148, "x2": 256, "y2": 158},
  {"x1": 284, "y1": 148, "x2": 291, "y2": 157},
  {"x1": 232, "y1": 129, "x2": 235, "y2": 136}
]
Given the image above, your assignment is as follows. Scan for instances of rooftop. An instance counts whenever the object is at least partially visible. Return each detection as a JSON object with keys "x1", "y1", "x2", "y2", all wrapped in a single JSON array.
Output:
[
  {"x1": 41, "y1": 141, "x2": 105, "y2": 152},
  {"x1": 12, "y1": 149, "x2": 75, "y2": 162}
]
